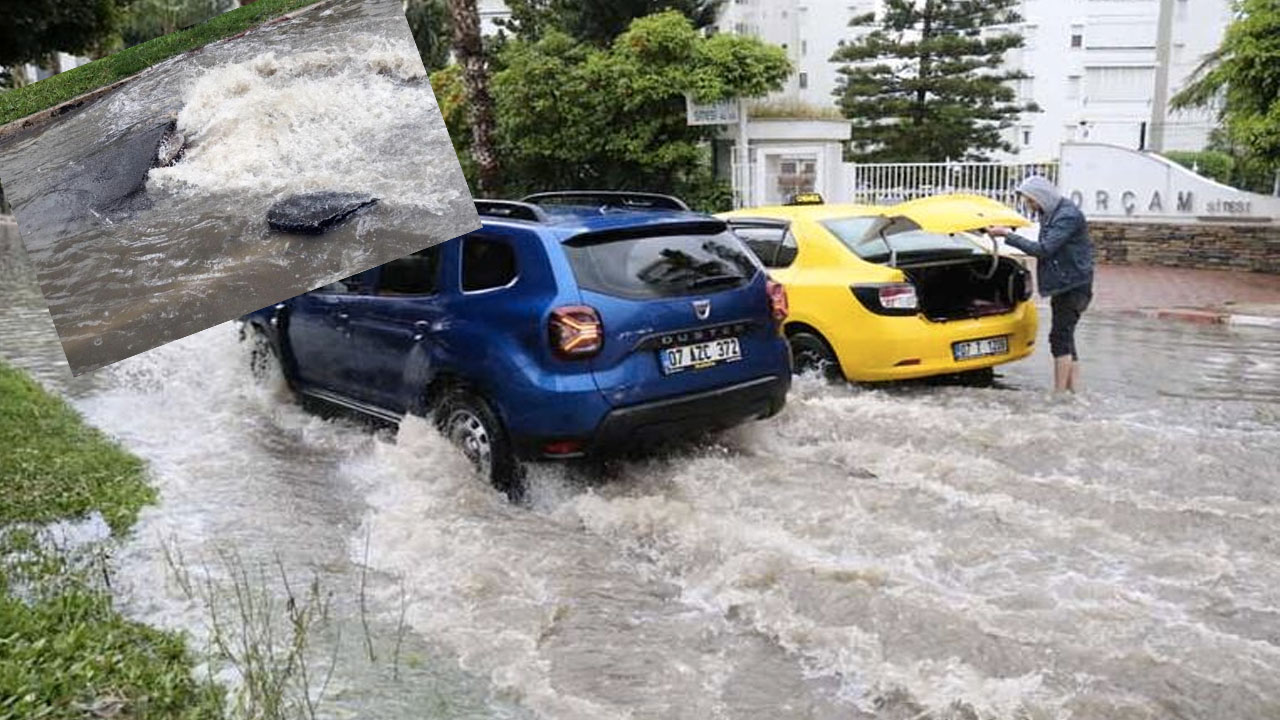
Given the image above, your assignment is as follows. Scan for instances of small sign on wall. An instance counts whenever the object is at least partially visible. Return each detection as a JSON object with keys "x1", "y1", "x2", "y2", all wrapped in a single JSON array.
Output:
[{"x1": 685, "y1": 96, "x2": 740, "y2": 126}]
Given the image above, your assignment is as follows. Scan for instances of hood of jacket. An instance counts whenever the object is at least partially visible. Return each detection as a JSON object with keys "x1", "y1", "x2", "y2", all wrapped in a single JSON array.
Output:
[{"x1": 1017, "y1": 175, "x2": 1061, "y2": 217}]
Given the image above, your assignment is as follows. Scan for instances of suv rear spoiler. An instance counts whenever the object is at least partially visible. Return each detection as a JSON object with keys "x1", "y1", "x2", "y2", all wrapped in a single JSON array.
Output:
[{"x1": 522, "y1": 191, "x2": 690, "y2": 212}]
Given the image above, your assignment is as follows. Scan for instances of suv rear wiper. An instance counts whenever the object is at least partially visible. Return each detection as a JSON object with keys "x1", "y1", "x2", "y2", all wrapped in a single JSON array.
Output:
[{"x1": 687, "y1": 273, "x2": 747, "y2": 289}]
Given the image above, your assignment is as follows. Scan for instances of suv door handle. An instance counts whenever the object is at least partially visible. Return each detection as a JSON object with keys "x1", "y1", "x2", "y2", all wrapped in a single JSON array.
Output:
[{"x1": 336, "y1": 312, "x2": 350, "y2": 321}]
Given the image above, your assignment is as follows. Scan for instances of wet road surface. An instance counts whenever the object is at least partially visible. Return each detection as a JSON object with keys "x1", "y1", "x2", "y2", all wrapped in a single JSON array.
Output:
[
  {"x1": 3, "y1": 223, "x2": 1279, "y2": 718},
  {"x1": 0, "y1": 0, "x2": 476, "y2": 375}
]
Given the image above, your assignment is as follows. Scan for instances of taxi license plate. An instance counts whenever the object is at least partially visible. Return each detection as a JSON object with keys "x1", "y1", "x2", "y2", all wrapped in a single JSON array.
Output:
[
  {"x1": 953, "y1": 335, "x2": 1009, "y2": 361},
  {"x1": 660, "y1": 338, "x2": 742, "y2": 374}
]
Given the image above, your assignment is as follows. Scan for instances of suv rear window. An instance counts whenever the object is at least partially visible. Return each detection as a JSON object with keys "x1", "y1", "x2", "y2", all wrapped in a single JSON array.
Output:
[{"x1": 564, "y1": 230, "x2": 759, "y2": 300}]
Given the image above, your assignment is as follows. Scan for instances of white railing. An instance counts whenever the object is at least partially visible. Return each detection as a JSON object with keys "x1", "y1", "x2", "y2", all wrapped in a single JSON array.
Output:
[{"x1": 847, "y1": 160, "x2": 1059, "y2": 211}]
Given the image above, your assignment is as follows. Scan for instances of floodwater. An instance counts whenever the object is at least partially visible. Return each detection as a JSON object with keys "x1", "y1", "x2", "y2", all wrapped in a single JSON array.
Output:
[
  {"x1": 3, "y1": 223, "x2": 1280, "y2": 718},
  {"x1": 0, "y1": 0, "x2": 476, "y2": 375}
]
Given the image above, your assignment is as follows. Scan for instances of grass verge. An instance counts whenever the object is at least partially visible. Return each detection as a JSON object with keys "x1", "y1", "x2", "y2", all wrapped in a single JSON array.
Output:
[
  {"x1": 0, "y1": 0, "x2": 324, "y2": 128},
  {"x1": 0, "y1": 360, "x2": 224, "y2": 720},
  {"x1": 0, "y1": 362, "x2": 152, "y2": 534}
]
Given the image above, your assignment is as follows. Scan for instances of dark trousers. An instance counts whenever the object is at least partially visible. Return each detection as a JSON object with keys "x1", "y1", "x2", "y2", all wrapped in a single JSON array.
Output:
[{"x1": 1049, "y1": 285, "x2": 1092, "y2": 359}]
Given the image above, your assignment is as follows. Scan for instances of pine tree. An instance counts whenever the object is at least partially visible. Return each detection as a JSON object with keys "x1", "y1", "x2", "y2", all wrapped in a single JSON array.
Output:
[{"x1": 831, "y1": 0, "x2": 1037, "y2": 162}]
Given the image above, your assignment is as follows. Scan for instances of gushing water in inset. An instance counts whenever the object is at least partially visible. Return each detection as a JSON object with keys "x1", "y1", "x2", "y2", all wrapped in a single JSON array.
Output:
[{"x1": 0, "y1": 0, "x2": 475, "y2": 375}]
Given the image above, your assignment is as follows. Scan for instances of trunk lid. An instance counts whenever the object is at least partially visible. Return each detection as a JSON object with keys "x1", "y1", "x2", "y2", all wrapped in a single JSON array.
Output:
[{"x1": 889, "y1": 193, "x2": 1031, "y2": 234}]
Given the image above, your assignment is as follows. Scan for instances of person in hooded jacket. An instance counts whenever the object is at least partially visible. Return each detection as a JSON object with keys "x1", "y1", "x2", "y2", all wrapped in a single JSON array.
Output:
[{"x1": 987, "y1": 175, "x2": 1094, "y2": 393}]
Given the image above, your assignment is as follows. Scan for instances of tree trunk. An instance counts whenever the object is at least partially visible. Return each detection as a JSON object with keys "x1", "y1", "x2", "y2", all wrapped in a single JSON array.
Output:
[
  {"x1": 446, "y1": 0, "x2": 501, "y2": 195},
  {"x1": 913, "y1": 0, "x2": 934, "y2": 128}
]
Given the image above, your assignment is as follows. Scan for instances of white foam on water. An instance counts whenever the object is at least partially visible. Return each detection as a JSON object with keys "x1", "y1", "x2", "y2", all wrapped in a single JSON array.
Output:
[
  {"x1": 41, "y1": 319, "x2": 1280, "y2": 719},
  {"x1": 347, "y1": 417, "x2": 635, "y2": 720},
  {"x1": 147, "y1": 34, "x2": 457, "y2": 211}
]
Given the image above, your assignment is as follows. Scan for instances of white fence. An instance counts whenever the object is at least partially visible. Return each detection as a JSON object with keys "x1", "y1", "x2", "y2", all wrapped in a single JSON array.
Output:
[{"x1": 847, "y1": 161, "x2": 1059, "y2": 210}]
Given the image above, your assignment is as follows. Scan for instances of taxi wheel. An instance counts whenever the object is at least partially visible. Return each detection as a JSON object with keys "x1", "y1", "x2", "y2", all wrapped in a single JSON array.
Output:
[
  {"x1": 956, "y1": 367, "x2": 996, "y2": 387},
  {"x1": 788, "y1": 331, "x2": 843, "y2": 381}
]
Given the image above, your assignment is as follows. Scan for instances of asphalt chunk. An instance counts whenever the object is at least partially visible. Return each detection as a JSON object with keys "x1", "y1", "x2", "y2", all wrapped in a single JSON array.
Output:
[{"x1": 266, "y1": 191, "x2": 378, "y2": 234}]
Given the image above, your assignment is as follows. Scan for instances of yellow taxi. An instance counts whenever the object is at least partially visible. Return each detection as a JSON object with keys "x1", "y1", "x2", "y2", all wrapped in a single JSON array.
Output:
[{"x1": 719, "y1": 193, "x2": 1038, "y2": 383}]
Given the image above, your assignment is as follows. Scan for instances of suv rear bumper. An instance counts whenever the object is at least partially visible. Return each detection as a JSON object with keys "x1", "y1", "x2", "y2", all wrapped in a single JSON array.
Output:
[{"x1": 513, "y1": 374, "x2": 789, "y2": 460}]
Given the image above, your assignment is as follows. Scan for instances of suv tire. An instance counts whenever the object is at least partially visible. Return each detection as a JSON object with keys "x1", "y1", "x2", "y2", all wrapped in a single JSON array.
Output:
[{"x1": 434, "y1": 389, "x2": 524, "y2": 502}]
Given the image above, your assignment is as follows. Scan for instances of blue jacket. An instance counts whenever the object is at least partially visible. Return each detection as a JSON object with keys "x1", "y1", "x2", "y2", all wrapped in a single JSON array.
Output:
[{"x1": 1004, "y1": 198, "x2": 1094, "y2": 297}]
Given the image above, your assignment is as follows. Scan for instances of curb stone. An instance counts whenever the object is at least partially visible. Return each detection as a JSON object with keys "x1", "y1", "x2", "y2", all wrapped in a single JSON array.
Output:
[{"x1": 1121, "y1": 307, "x2": 1280, "y2": 330}]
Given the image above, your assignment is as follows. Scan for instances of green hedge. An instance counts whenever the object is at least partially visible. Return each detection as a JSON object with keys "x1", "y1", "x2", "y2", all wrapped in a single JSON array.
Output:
[{"x1": 0, "y1": 0, "x2": 323, "y2": 127}]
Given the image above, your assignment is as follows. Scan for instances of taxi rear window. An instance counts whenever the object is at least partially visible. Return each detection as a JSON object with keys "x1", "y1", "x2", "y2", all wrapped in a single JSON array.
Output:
[{"x1": 822, "y1": 217, "x2": 982, "y2": 262}]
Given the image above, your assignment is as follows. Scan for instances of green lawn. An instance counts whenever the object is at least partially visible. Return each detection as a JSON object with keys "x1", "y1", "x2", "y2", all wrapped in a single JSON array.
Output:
[
  {"x1": 0, "y1": 0, "x2": 325, "y2": 128},
  {"x1": 0, "y1": 361, "x2": 225, "y2": 720},
  {"x1": 0, "y1": 362, "x2": 152, "y2": 534}
]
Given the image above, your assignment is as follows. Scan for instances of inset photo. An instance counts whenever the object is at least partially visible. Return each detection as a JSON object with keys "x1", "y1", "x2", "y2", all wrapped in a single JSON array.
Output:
[{"x1": 0, "y1": 0, "x2": 477, "y2": 375}]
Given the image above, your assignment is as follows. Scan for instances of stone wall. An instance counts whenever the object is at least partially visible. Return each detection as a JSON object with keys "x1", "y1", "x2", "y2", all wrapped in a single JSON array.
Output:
[{"x1": 1088, "y1": 220, "x2": 1280, "y2": 274}]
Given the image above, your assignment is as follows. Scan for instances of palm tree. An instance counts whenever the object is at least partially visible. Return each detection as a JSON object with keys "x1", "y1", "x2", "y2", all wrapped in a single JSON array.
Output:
[{"x1": 445, "y1": 0, "x2": 500, "y2": 195}]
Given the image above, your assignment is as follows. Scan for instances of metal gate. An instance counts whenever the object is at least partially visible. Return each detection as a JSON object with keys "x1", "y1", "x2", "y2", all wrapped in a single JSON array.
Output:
[{"x1": 847, "y1": 160, "x2": 1060, "y2": 209}]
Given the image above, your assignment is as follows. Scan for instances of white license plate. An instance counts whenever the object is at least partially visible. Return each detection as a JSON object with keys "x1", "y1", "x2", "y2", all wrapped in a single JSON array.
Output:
[
  {"x1": 660, "y1": 337, "x2": 742, "y2": 374},
  {"x1": 953, "y1": 335, "x2": 1009, "y2": 361}
]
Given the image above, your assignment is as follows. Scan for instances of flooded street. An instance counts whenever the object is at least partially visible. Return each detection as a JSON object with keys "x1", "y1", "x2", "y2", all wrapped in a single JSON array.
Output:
[
  {"x1": 3, "y1": 223, "x2": 1280, "y2": 718},
  {"x1": 0, "y1": 0, "x2": 475, "y2": 375}
]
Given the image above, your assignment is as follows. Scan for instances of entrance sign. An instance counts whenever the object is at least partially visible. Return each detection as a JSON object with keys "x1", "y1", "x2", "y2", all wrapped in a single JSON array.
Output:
[
  {"x1": 686, "y1": 96, "x2": 740, "y2": 126},
  {"x1": 1059, "y1": 143, "x2": 1280, "y2": 223}
]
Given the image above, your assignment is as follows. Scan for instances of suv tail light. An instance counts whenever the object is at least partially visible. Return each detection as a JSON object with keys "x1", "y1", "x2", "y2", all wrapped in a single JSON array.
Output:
[
  {"x1": 766, "y1": 279, "x2": 789, "y2": 325},
  {"x1": 549, "y1": 305, "x2": 603, "y2": 359}
]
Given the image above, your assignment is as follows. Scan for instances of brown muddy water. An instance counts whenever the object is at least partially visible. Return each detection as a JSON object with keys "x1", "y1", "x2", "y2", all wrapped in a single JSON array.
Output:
[
  {"x1": 0, "y1": 0, "x2": 476, "y2": 375},
  {"x1": 3, "y1": 222, "x2": 1280, "y2": 718}
]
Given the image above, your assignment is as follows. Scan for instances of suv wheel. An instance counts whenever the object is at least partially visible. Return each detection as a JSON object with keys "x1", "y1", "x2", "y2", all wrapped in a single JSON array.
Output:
[
  {"x1": 435, "y1": 390, "x2": 524, "y2": 502},
  {"x1": 788, "y1": 331, "x2": 842, "y2": 381}
]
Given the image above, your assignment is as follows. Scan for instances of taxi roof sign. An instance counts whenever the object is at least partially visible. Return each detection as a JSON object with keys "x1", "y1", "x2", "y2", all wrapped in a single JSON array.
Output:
[{"x1": 786, "y1": 192, "x2": 825, "y2": 206}]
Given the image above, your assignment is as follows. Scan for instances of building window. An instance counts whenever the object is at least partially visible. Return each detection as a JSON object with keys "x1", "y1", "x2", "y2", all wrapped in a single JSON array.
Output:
[
  {"x1": 1021, "y1": 128, "x2": 1032, "y2": 146},
  {"x1": 1070, "y1": 32, "x2": 1084, "y2": 48},
  {"x1": 799, "y1": 72, "x2": 809, "y2": 89},
  {"x1": 801, "y1": 39, "x2": 808, "y2": 56},
  {"x1": 1085, "y1": 65, "x2": 1157, "y2": 103},
  {"x1": 1066, "y1": 75, "x2": 1081, "y2": 100}
]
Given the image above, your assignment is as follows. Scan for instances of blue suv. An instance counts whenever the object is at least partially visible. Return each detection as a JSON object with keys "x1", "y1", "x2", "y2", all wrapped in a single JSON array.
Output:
[{"x1": 240, "y1": 192, "x2": 792, "y2": 499}]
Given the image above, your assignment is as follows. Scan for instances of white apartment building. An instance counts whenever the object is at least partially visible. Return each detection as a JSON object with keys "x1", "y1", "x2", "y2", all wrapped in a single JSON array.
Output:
[
  {"x1": 708, "y1": 0, "x2": 880, "y2": 104},
  {"x1": 715, "y1": 0, "x2": 1233, "y2": 161}
]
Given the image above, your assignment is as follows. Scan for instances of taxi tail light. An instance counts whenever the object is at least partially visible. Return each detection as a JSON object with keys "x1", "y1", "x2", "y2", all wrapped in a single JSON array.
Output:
[
  {"x1": 766, "y1": 279, "x2": 789, "y2": 326},
  {"x1": 878, "y1": 284, "x2": 918, "y2": 310},
  {"x1": 852, "y1": 283, "x2": 919, "y2": 316},
  {"x1": 549, "y1": 305, "x2": 603, "y2": 359}
]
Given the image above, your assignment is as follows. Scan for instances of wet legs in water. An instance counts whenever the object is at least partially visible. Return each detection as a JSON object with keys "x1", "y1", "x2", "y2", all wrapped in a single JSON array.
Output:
[
  {"x1": 1053, "y1": 355, "x2": 1082, "y2": 393},
  {"x1": 1049, "y1": 287, "x2": 1091, "y2": 393}
]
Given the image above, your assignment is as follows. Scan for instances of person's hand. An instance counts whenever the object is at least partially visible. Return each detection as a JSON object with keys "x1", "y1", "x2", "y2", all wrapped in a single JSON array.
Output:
[{"x1": 985, "y1": 225, "x2": 1012, "y2": 237}]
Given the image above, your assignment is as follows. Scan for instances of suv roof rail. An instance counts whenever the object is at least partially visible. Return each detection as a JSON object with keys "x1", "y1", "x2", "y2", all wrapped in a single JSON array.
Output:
[
  {"x1": 521, "y1": 191, "x2": 690, "y2": 212},
  {"x1": 475, "y1": 199, "x2": 550, "y2": 222}
]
